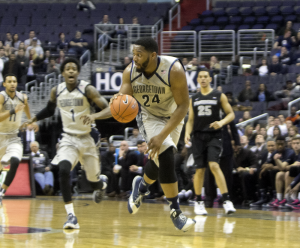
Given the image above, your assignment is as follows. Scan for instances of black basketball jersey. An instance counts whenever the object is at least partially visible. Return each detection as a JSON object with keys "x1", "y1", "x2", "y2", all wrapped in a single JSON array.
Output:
[{"x1": 191, "y1": 89, "x2": 223, "y2": 133}]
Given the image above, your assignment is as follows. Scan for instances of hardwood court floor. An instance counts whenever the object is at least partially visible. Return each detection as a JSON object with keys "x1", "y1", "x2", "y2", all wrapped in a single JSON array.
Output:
[{"x1": 1, "y1": 197, "x2": 300, "y2": 248}]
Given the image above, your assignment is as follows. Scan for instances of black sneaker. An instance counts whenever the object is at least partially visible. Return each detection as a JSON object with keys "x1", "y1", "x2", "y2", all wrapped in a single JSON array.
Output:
[
  {"x1": 63, "y1": 214, "x2": 80, "y2": 229},
  {"x1": 92, "y1": 175, "x2": 108, "y2": 204},
  {"x1": 170, "y1": 209, "x2": 196, "y2": 232}
]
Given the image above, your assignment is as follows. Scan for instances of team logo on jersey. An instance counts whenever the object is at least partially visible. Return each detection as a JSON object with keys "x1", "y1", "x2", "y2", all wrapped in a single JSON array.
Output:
[{"x1": 123, "y1": 95, "x2": 128, "y2": 104}]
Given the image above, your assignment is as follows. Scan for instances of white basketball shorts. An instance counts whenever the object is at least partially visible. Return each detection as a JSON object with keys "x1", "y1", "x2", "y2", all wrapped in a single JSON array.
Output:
[{"x1": 0, "y1": 134, "x2": 23, "y2": 168}]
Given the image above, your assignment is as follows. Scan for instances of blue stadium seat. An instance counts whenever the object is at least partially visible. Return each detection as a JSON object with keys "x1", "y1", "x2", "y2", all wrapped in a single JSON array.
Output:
[
  {"x1": 294, "y1": 6, "x2": 300, "y2": 15},
  {"x1": 23, "y1": 3, "x2": 37, "y2": 11},
  {"x1": 7, "y1": 3, "x2": 23, "y2": 12},
  {"x1": 201, "y1": 10, "x2": 213, "y2": 17},
  {"x1": 46, "y1": 18, "x2": 62, "y2": 26},
  {"x1": 16, "y1": 17, "x2": 31, "y2": 26},
  {"x1": 29, "y1": 25, "x2": 41, "y2": 35},
  {"x1": 31, "y1": 17, "x2": 47, "y2": 26},
  {"x1": 266, "y1": 23, "x2": 278, "y2": 30},
  {"x1": 181, "y1": 25, "x2": 193, "y2": 31},
  {"x1": 36, "y1": 3, "x2": 51, "y2": 11},
  {"x1": 94, "y1": 3, "x2": 110, "y2": 11},
  {"x1": 18, "y1": 11, "x2": 33, "y2": 17},
  {"x1": 230, "y1": 16, "x2": 242, "y2": 24},
  {"x1": 189, "y1": 18, "x2": 201, "y2": 26},
  {"x1": 224, "y1": 24, "x2": 237, "y2": 30},
  {"x1": 125, "y1": 3, "x2": 141, "y2": 13},
  {"x1": 208, "y1": 25, "x2": 220, "y2": 30},
  {"x1": 239, "y1": 7, "x2": 253, "y2": 16},
  {"x1": 140, "y1": 3, "x2": 156, "y2": 13},
  {"x1": 1, "y1": 17, "x2": 15, "y2": 26},
  {"x1": 203, "y1": 17, "x2": 215, "y2": 25},
  {"x1": 226, "y1": 7, "x2": 239, "y2": 16},
  {"x1": 253, "y1": 7, "x2": 267, "y2": 16},
  {"x1": 252, "y1": 24, "x2": 265, "y2": 29},
  {"x1": 216, "y1": 16, "x2": 229, "y2": 25},
  {"x1": 213, "y1": 8, "x2": 226, "y2": 17},
  {"x1": 243, "y1": 16, "x2": 256, "y2": 25},
  {"x1": 281, "y1": 6, "x2": 294, "y2": 15},
  {"x1": 227, "y1": 1, "x2": 241, "y2": 8},
  {"x1": 194, "y1": 25, "x2": 206, "y2": 32},
  {"x1": 285, "y1": 15, "x2": 297, "y2": 22},
  {"x1": 257, "y1": 16, "x2": 269, "y2": 24},
  {"x1": 51, "y1": 3, "x2": 66, "y2": 12},
  {"x1": 288, "y1": 65, "x2": 300, "y2": 73},
  {"x1": 215, "y1": 1, "x2": 228, "y2": 8},
  {"x1": 271, "y1": 15, "x2": 283, "y2": 24},
  {"x1": 254, "y1": 1, "x2": 268, "y2": 7},
  {"x1": 266, "y1": 6, "x2": 280, "y2": 16},
  {"x1": 238, "y1": 24, "x2": 250, "y2": 30},
  {"x1": 268, "y1": 0, "x2": 283, "y2": 7},
  {"x1": 241, "y1": 1, "x2": 254, "y2": 7},
  {"x1": 282, "y1": 0, "x2": 296, "y2": 7}
]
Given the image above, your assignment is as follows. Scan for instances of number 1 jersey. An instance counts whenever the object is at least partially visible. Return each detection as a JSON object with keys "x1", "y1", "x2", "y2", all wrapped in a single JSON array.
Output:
[
  {"x1": 191, "y1": 89, "x2": 223, "y2": 133},
  {"x1": 131, "y1": 55, "x2": 182, "y2": 117},
  {"x1": 56, "y1": 80, "x2": 91, "y2": 135}
]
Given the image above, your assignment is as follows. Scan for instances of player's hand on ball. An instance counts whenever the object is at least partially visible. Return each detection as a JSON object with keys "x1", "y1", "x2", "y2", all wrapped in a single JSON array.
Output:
[
  {"x1": 80, "y1": 114, "x2": 95, "y2": 125},
  {"x1": 146, "y1": 135, "x2": 164, "y2": 159},
  {"x1": 109, "y1": 93, "x2": 123, "y2": 106},
  {"x1": 209, "y1": 121, "x2": 223, "y2": 130}
]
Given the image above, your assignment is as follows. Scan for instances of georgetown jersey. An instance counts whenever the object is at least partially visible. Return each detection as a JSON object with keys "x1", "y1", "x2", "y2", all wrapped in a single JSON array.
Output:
[
  {"x1": 0, "y1": 91, "x2": 24, "y2": 134},
  {"x1": 56, "y1": 80, "x2": 91, "y2": 135},
  {"x1": 192, "y1": 89, "x2": 223, "y2": 133},
  {"x1": 131, "y1": 55, "x2": 182, "y2": 117}
]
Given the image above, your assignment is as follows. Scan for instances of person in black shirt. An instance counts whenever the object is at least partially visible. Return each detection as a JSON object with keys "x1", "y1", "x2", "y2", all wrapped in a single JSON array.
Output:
[{"x1": 185, "y1": 69, "x2": 236, "y2": 215}]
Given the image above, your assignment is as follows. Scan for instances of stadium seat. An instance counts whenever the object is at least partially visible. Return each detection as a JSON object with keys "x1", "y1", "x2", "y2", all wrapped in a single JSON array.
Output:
[
  {"x1": 203, "y1": 17, "x2": 215, "y2": 25},
  {"x1": 251, "y1": 102, "x2": 266, "y2": 113},
  {"x1": 208, "y1": 25, "x2": 220, "y2": 30},
  {"x1": 230, "y1": 16, "x2": 242, "y2": 24},
  {"x1": 243, "y1": 16, "x2": 256, "y2": 25},
  {"x1": 266, "y1": 6, "x2": 280, "y2": 16},
  {"x1": 253, "y1": 7, "x2": 267, "y2": 16},
  {"x1": 16, "y1": 17, "x2": 31, "y2": 26},
  {"x1": 266, "y1": 23, "x2": 278, "y2": 30},
  {"x1": 215, "y1": 1, "x2": 228, "y2": 8},
  {"x1": 216, "y1": 16, "x2": 229, "y2": 25},
  {"x1": 201, "y1": 10, "x2": 213, "y2": 17},
  {"x1": 194, "y1": 25, "x2": 206, "y2": 32},
  {"x1": 268, "y1": 0, "x2": 283, "y2": 7},
  {"x1": 181, "y1": 25, "x2": 193, "y2": 31},
  {"x1": 227, "y1": 1, "x2": 241, "y2": 8},
  {"x1": 224, "y1": 24, "x2": 237, "y2": 30},
  {"x1": 285, "y1": 15, "x2": 297, "y2": 22},
  {"x1": 237, "y1": 24, "x2": 250, "y2": 30},
  {"x1": 254, "y1": 1, "x2": 268, "y2": 7},
  {"x1": 282, "y1": 0, "x2": 296, "y2": 7},
  {"x1": 294, "y1": 6, "x2": 300, "y2": 15},
  {"x1": 189, "y1": 18, "x2": 201, "y2": 26},
  {"x1": 226, "y1": 7, "x2": 240, "y2": 16},
  {"x1": 213, "y1": 8, "x2": 226, "y2": 17},
  {"x1": 239, "y1": 7, "x2": 253, "y2": 16},
  {"x1": 271, "y1": 15, "x2": 283, "y2": 24},
  {"x1": 257, "y1": 16, "x2": 269, "y2": 24},
  {"x1": 241, "y1": 1, "x2": 254, "y2": 7},
  {"x1": 281, "y1": 6, "x2": 294, "y2": 15}
]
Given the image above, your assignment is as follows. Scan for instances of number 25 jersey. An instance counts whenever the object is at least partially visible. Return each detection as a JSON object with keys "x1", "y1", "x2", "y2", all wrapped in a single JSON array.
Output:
[
  {"x1": 56, "y1": 80, "x2": 91, "y2": 135},
  {"x1": 131, "y1": 55, "x2": 181, "y2": 117},
  {"x1": 191, "y1": 89, "x2": 223, "y2": 133}
]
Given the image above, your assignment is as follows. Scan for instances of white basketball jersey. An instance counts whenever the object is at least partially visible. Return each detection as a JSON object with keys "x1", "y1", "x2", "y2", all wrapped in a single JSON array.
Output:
[
  {"x1": 56, "y1": 80, "x2": 91, "y2": 135},
  {"x1": 0, "y1": 91, "x2": 24, "y2": 134},
  {"x1": 131, "y1": 55, "x2": 182, "y2": 117}
]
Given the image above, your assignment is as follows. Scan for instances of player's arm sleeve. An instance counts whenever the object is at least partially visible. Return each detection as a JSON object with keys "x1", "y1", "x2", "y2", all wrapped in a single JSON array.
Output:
[{"x1": 35, "y1": 87, "x2": 57, "y2": 121}]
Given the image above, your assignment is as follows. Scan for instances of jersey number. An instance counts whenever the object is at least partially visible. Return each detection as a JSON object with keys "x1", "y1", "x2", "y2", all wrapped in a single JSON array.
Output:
[
  {"x1": 198, "y1": 105, "x2": 212, "y2": 116},
  {"x1": 9, "y1": 114, "x2": 16, "y2": 122},
  {"x1": 142, "y1": 94, "x2": 160, "y2": 107},
  {"x1": 70, "y1": 109, "x2": 75, "y2": 122}
]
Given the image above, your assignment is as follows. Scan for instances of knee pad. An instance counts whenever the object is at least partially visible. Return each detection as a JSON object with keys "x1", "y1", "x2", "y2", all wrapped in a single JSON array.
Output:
[
  {"x1": 58, "y1": 160, "x2": 72, "y2": 178},
  {"x1": 290, "y1": 166, "x2": 300, "y2": 178},
  {"x1": 144, "y1": 160, "x2": 159, "y2": 181},
  {"x1": 158, "y1": 147, "x2": 177, "y2": 184}
]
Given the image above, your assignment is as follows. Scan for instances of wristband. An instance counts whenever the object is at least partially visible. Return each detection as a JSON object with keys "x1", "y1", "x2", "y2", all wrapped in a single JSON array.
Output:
[{"x1": 9, "y1": 109, "x2": 16, "y2": 116}]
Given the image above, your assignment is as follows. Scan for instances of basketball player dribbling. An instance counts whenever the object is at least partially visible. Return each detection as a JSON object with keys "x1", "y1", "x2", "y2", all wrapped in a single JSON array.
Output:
[
  {"x1": 25, "y1": 58, "x2": 109, "y2": 229},
  {"x1": 0, "y1": 73, "x2": 37, "y2": 205},
  {"x1": 185, "y1": 69, "x2": 236, "y2": 215},
  {"x1": 81, "y1": 37, "x2": 196, "y2": 232}
]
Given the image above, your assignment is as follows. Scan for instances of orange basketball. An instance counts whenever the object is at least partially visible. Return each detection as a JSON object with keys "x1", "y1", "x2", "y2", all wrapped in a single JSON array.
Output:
[{"x1": 110, "y1": 94, "x2": 139, "y2": 123}]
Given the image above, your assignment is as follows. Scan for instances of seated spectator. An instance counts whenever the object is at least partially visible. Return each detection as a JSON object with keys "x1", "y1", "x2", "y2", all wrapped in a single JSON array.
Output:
[
  {"x1": 267, "y1": 117, "x2": 288, "y2": 136},
  {"x1": 256, "y1": 58, "x2": 268, "y2": 76},
  {"x1": 286, "y1": 119, "x2": 293, "y2": 131},
  {"x1": 186, "y1": 57, "x2": 200, "y2": 71},
  {"x1": 231, "y1": 55, "x2": 240, "y2": 75},
  {"x1": 244, "y1": 125, "x2": 256, "y2": 146},
  {"x1": 30, "y1": 141, "x2": 54, "y2": 195},
  {"x1": 271, "y1": 126, "x2": 282, "y2": 140},
  {"x1": 286, "y1": 107, "x2": 300, "y2": 124},
  {"x1": 250, "y1": 134, "x2": 267, "y2": 160},
  {"x1": 115, "y1": 57, "x2": 131, "y2": 71},
  {"x1": 77, "y1": 0, "x2": 95, "y2": 11},
  {"x1": 26, "y1": 49, "x2": 46, "y2": 82},
  {"x1": 20, "y1": 123, "x2": 40, "y2": 154},
  {"x1": 250, "y1": 137, "x2": 294, "y2": 207},
  {"x1": 268, "y1": 55, "x2": 284, "y2": 75},
  {"x1": 252, "y1": 84, "x2": 273, "y2": 102},
  {"x1": 288, "y1": 126, "x2": 298, "y2": 139},
  {"x1": 2, "y1": 52, "x2": 23, "y2": 86},
  {"x1": 16, "y1": 48, "x2": 29, "y2": 76},
  {"x1": 68, "y1": 31, "x2": 89, "y2": 57},
  {"x1": 25, "y1": 37, "x2": 44, "y2": 57},
  {"x1": 4, "y1": 43, "x2": 12, "y2": 57},
  {"x1": 275, "y1": 80, "x2": 300, "y2": 100},
  {"x1": 277, "y1": 46, "x2": 292, "y2": 65},
  {"x1": 182, "y1": 58, "x2": 188, "y2": 70},
  {"x1": 126, "y1": 127, "x2": 143, "y2": 146},
  {"x1": 130, "y1": 140, "x2": 147, "y2": 175},
  {"x1": 43, "y1": 50, "x2": 50, "y2": 64},
  {"x1": 0, "y1": 47, "x2": 8, "y2": 63},
  {"x1": 115, "y1": 17, "x2": 128, "y2": 37},
  {"x1": 24, "y1": 30, "x2": 41, "y2": 49},
  {"x1": 277, "y1": 21, "x2": 297, "y2": 37},
  {"x1": 259, "y1": 127, "x2": 268, "y2": 140},
  {"x1": 292, "y1": 31, "x2": 300, "y2": 49},
  {"x1": 225, "y1": 91, "x2": 238, "y2": 107},
  {"x1": 233, "y1": 141, "x2": 258, "y2": 205},
  {"x1": 101, "y1": 143, "x2": 116, "y2": 196},
  {"x1": 19, "y1": 42, "x2": 25, "y2": 51},
  {"x1": 47, "y1": 57, "x2": 60, "y2": 76},
  {"x1": 56, "y1": 50, "x2": 66, "y2": 65},
  {"x1": 209, "y1": 56, "x2": 220, "y2": 75},
  {"x1": 56, "y1": 33, "x2": 69, "y2": 52},
  {"x1": 240, "y1": 135, "x2": 250, "y2": 150},
  {"x1": 273, "y1": 30, "x2": 293, "y2": 51},
  {"x1": 98, "y1": 15, "x2": 115, "y2": 47},
  {"x1": 237, "y1": 80, "x2": 254, "y2": 102},
  {"x1": 4, "y1": 32, "x2": 12, "y2": 47},
  {"x1": 266, "y1": 116, "x2": 275, "y2": 130},
  {"x1": 239, "y1": 111, "x2": 251, "y2": 123},
  {"x1": 12, "y1": 33, "x2": 21, "y2": 51}
]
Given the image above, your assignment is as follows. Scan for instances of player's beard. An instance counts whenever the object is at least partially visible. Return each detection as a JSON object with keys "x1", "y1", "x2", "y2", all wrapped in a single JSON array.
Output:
[{"x1": 136, "y1": 56, "x2": 150, "y2": 73}]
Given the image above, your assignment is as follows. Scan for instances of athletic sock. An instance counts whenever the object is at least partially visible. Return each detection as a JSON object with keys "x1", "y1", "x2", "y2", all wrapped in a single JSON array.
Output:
[
  {"x1": 222, "y1": 193, "x2": 230, "y2": 202},
  {"x1": 291, "y1": 193, "x2": 297, "y2": 200},
  {"x1": 277, "y1": 193, "x2": 283, "y2": 201},
  {"x1": 139, "y1": 178, "x2": 150, "y2": 194},
  {"x1": 0, "y1": 188, "x2": 6, "y2": 196},
  {"x1": 167, "y1": 195, "x2": 180, "y2": 210},
  {"x1": 196, "y1": 194, "x2": 202, "y2": 202},
  {"x1": 65, "y1": 203, "x2": 75, "y2": 216},
  {"x1": 285, "y1": 193, "x2": 289, "y2": 200}
]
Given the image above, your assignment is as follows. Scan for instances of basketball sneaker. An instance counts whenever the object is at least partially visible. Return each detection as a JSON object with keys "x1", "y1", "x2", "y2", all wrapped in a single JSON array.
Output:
[
  {"x1": 92, "y1": 175, "x2": 108, "y2": 204},
  {"x1": 290, "y1": 203, "x2": 300, "y2": 210},
  {"x1": 128, "y1": 176, "x2": 150, "y2": 214},
  {"x1": 263, "y1": 199, "x2": 279, "y2": 208},
  {"x1": 0, "y1": 188, "x2": 6, "y2": 207},
  {"x1": 223, "y1": 200, "x2": 236, "y2": 214},
  {"x1": 285, "y1": 199, "x2": 300, "y2": 209},
  {"x1": 194, "y1": 201, "x2": 208, "y2": 215},
  {"x1": 170, "y1": 209, "x2": 196, "y2": 232},
  {"x1": 63, "y1": 214, "x2": 80, "y2": 229}
]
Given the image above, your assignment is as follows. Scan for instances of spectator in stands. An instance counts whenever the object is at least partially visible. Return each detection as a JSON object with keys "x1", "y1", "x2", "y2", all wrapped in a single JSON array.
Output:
[
  {"x1": 98, "y1": 15, "x2": 115, "y2": 47},
  {"x1": 182, "y1": 58, "x2": 188, "y2": 69},
  {"x1": 292, "y1": 31, "x2": 300, "y2": 49},
  {"x1": 101, "y1": 143, "x2": 116, "y2": 196},
  {"x1": 26, "y1": 49, "x2": 46, "y2": 82},
  {"x1": 56, "y1": 33, "x2": 69, "y2": 52},
  {"x1": 286, "y1": 119, "x2": 293, "y2": 130},
  {"x1": 273, "y1": 30, "x2": 293, "y2": 51},
  {"x1": 256, "y1": 58, "x2": 268, "y2": 76},
  {"x1": 277, "y1": 21, "x2": 297, "y2": 37},
  {"x1": 69, "y1": 31, "x2": 89, "y2": 58},
  {"x1": 267, "y1": 117, "x2": 288, "y2": 136},
  {"x1": 275, "y1": 80, "x2": 300, "y2": 100},
  {"x1": 0, "y1": 47, "x2": 8, "y2": 64},
  {"x1": 115, "y1": 56, "x2": 131, "y2": 71},
  {"x1": 30, "y1": 141, "x2": 54, "y2": 195},
  {"x1": 237, "y1": 80, "x2": 254, "y2": 102},
  {"x1": 130, "y1": 140, "x2": 147, "y2": 175},
  {"x1": 0, "y1": 58, "x2": 3, "y2": 85},
  {"x1": 25, "y1": 37, "x2": 44, "y2": 57},
  {"x1": 126, "y1": 127, "x2": 143, "y2": 146},
  {"x1": 217, "y1": 86, "x2": 222, "y2": 92},
  {"x1": 47, "y1": 57, "x2": 60, "y2": 76},
  {"x1": 233, "y1": 140, "x2": 258, "y2": 205},
  {"x1": 24, "y1": 31, "x2": 41, "y2": 49},
  {"x1": 77, "y1": 0, "x2": 95, "y2": 11},
  {"x1": 239, "y1": 111, "x2": 251, "y2": 123},
  {"x1": 2, "y1": 52, "x2": 23, "y2": 85},
  {"x1": 225, "y1": 92, "x2": 237, "y2": 107},
  {"x1": 250, "y1": 134, "x2": 267, "y2": 160},
  {"x1": 240, "y1": 135, "x2": 250, "y2": 150},
  {"x1": 231, "y1": 55, "x2": 240, "y2": 76},
  {"x1": 259, "y1": 127, "x2": 268, "y2": 140},
  {"x1": 186, "y1": 57, "x2": 200, "y2": 71},
  {"x1": 4, "y1": 32, "x2": 12, "y2": 47},
  {"x1": 271, "y1": 126, "x2": 282, "y2": 140},
  {"x1": 268, "y1": 55, "x2": 284, "y2": 75},
  {"x1": 19, "y1": 42, "x2": 25, "y2": 51},
  {"x1": 12, "y1": 34, "x2": 21, "y2": 51},
  {"x1": 56, "y1": 50, "x2": 66, "y2": 65},
  {"x1": 252, "y1": 84, "x2": 273, "y2": 102},
  {"x1": 16, "y1": 48, "x2": 29, "y2": 75},
  {"x1": 43, "y1": 50, "x2": 50, "y2": 64},
  {"x1": 277, "y1": 47, "x2": 292, "y2": 65},
  {"x1": 288, "y1": 126, "x2": 298, "y2": 139},
  {"x1": 244, "y1": 125, "x2": 256, "y2": 146},
  {"x1": 132, "y1": 16, "x2": 139, "y2": 25},
  {"x1": 115, "y1": 17, "x2": 128, "y2": 37},
  {"x1": 286, "y1": 106, "x2": 300, "y2": 124},
  {"x1": 4, "y1": 44, "x2": 12, "y2": 57},
  {"x1": 209, "y1": 56, "x2": 220, "y2": 75}
]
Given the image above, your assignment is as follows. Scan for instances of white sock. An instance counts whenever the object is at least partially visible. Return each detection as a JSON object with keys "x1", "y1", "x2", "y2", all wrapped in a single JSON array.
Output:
[
  {"x1": 277, "y1": 193, "x2": 283, "y2": 201},
  {"x1": 285, "y1": 193, "x2": 289, "y2": 200},
  {"x1": 291, "y1": 193, "x2": 297, "y2": 200},
  {"x1": 65, "y1": 203, "x2": 75, "y2": 216},
  {"x1": 102, "y1": 182, "x2": 107, "y2": 190},
  {"x1": 201, "y1": 187, "x2": 205, "y2": 197},
  {"x1": 217, "y1": 188, "x2": 221, "y2": 195},
  {"x1": 298, "y1": 192, "x2": 300, "y2": 200}
]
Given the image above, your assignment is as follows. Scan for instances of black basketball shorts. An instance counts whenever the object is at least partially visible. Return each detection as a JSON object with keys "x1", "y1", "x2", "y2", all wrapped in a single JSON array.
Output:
[
  {"x1": 290, "y1": 165, "x2": 300, "y2": 178},
  {"x1": 192, "y1": 132, "x2": 223, "y2": 169}
]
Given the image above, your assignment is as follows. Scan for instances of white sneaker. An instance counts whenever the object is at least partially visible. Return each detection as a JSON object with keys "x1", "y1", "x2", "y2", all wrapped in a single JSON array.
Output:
[
  {"x1": 194, "y1": 201, "x2": 208, "y2": 215},
  {"x1": 223, "y1": 200, "x2": 236, "y2": 214}
]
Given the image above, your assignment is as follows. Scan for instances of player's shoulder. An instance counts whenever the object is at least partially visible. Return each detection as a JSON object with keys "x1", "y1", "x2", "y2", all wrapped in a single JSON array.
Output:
[{"x1": 15, "y1": 91, "x2": 26, "y2": 103}]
